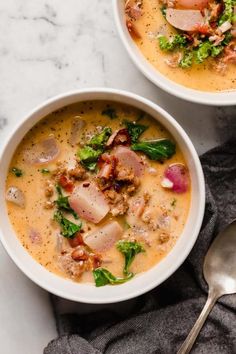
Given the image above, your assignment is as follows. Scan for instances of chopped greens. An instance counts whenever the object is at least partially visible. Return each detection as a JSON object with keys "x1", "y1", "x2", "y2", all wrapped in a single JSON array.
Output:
[
  {"x1": 116, "y1": 240, "x2": 145, "y2": 275},
  {"x1": 11, "y1": 167, "x2": 23, "y2": 177},
  {"x1": 132, "y1": 139, "x2": 176, "y2": 161},
  {"x1": 102, "y1": 108, "x2": 118, "y2": 120},
  {"x1": 78, "y1": 146, "x2": 103, "y2": 171},
  {"x1": 161, "y1": 6, "x2": 167, "y2": 18},
  {"x1": 53, "y1": 210, "x2": 81, "y2": 238},
  {"x1": 158, "y1": 0, "x2": 236, "y2": 69},
  {"x1": 124, "y1": 120, "x2": 148, "y2": 143},
  {"x1": 55, "y1": 185, "x2": 78, "y2": 219},
  {"x1": 89, "y1": 127, "x2": 112, "y2": 148},
  {"x1": 41, "y1": 168, "x2": 50, "y2": 174},
  {"x1": 93, "y1": 268, "x2": 133, "y2": 287},
  {"x1": 179, "y1": 51, "x2": 193, "y2": 68},
  {"x1": 78, "y1": 127, "x2": 112, "y2": 171},
  {"x1": 219, "y1": 0, "x2": 236, "y2": 25},
  {"x1": 158, "y1": 35, "x2": 187, "y2": 51},
  {"x1": 195, "y1": 42, "x2": 223, "y2": 63}
]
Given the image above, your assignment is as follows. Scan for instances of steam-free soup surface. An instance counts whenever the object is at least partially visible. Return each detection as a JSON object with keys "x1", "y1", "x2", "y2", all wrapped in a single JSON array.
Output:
[{"x1": 6, "y1": 101, "x2": 191, "y2": 286}]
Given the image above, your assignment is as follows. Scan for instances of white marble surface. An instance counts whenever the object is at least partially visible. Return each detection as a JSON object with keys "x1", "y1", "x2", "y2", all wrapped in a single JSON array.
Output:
[{"x1": 0, "y1": 1, "x2": 235, "y2": 353}]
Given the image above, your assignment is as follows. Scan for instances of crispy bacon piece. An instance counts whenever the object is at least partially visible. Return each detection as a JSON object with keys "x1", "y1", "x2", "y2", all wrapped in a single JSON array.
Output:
[
  {"x1": 106, "y1": 128, "x2": 131, "y2": 147},
  {"x1": 68, "y1": 233, "x2": 85, "y2": 248},
  {"x1": 58, "y1": 174, "x2": 75, "y2": 193},
  {"x1": 98, "y1": 154, "x2": 117, "y2": 180},
  {"x1": 175, "y1": 0, "x2": 209, "y2": 10},
  {"x1": 125, "y1": 0, "x2": 143, "y2": 20},
  {"x1": 223, "y1": 41, "x2": 236, "y2": 63},
  {"x1": 126, "y1": 20, "x2": 142, "y2": 39}
]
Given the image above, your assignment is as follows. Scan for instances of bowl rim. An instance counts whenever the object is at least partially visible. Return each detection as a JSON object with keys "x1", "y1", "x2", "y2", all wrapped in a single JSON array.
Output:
[
  {"x1": 0, "y1": 87, "x2": 205, "y2": 303},
  {"x1": 113, "y1": 0, "x2": 236, "y2": 106}
]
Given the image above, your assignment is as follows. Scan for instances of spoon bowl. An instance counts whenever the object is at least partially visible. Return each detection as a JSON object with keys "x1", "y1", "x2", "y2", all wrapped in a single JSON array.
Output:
[
  {"x1": 178, "y1": 220, "x2": 236, "y2": 354},
  {"x1": 204, "y1": 220, "x2": 236, "y2": 296}
]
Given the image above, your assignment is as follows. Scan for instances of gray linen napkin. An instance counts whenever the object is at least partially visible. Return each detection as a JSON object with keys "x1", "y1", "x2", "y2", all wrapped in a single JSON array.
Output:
[{"x1": 44, "y1": 140, "x2": 236, "y2": 354}]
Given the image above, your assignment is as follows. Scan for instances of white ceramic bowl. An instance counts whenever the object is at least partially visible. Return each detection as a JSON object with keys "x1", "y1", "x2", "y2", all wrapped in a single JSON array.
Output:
[
  {"x1": 113, "y1": 0, "x2": 236, "y2": 106},
  {"x1": 0, "y1": 88, "x2": 205, "y2": 303}
]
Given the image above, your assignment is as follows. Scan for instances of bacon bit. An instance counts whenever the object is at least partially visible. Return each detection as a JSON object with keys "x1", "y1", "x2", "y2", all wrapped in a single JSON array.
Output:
[
  {"x1": 165, "y1": 52, "x2": 183, "y2": 68},
  {"x1": 125, "y1": 0, "x2": 143, "y2": 20},
  {"x1": 106, "y1": 128, "x2": 131, "y2": 147},
  {"x1": 91, "y1": 253, "x2": 102, "y2": 269},
  {"x1": 59, "y1": 174, "x2": 74, "y2": 193},
  {"x1": 209, "y1": 3, "x2": 222, "y2": 21},
  {"x1": 98, "y1": 154, "x2": 117, "y2": 180},
  {"x1": 68, "y1": 233, "x2": 85, "y2": 248},
  {"x1": 71, "y1": 246, "x2": 89, "y2": 261},
  {"x1": 82, "y1": 182, "x2": 90, "y2": 187},
  {"x1": 223, "y1": 41, "x2": 236, "y2": 63},
  {"x1": 126, "y1": 20, "x2": 142, "y2": 39},
  {"x1": 192, "y1": 23, "x2": 210, "y2": 34},
  {"x1": 209, "y1": 34, "x2": 225, "y2": 46}
]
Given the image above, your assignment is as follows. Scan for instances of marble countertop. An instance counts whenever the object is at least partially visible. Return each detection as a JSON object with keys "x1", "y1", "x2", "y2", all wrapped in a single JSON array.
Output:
[{"x1": 0, "y1": 1, "x2": 235, "y2": 353}]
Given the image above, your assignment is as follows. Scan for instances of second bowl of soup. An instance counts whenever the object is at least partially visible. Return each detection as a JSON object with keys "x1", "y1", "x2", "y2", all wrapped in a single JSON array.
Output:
[
  {"x1": 0, "y1": 88, "x2": 205, "y2": 303},
  {"x1": 113, "y1": 0, "x2": 236, "y2": 105}
]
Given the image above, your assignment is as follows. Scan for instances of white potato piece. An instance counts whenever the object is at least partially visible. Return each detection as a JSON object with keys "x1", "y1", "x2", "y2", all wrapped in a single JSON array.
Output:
[
  {"x1": 69, "y1": 182, "x2": 110, "y2": 224},
  {"x1": 6, "y1": 186, "x2": 25, "y2": 208},
  {"x1": 84, "y1": 221, "x2": 123, "y2": 252},
  {"x1": 166, "y1": 9, "x2": 205, "y2": 31}
]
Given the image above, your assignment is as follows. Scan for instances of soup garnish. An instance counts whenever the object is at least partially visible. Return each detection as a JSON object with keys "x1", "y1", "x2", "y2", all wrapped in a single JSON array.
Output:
[{"x1": 6, "y1": 101, "x2": 191, "y2": 286}]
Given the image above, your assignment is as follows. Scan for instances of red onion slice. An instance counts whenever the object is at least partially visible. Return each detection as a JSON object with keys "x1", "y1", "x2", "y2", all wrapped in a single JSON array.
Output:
[
  {"x1": 24, "y1": 137, "x2": 60, "y2": 165},
  {"x1": 161, "y1": 163, "x2": 189, "y2": 193},
  {"x1": 6, "y1": 186, "x2": 25, "y2": 208}
]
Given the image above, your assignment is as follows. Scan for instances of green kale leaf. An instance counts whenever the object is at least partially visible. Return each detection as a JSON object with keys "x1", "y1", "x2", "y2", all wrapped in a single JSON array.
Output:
[
  {"x1": 158, "y1": 35, "x2": 187, "y2": 51},
  {"x1": 41, "y1": 168, "x2": 50, "y2": 174},
  {"x1": 55, "y1": 185, "x2": 78, "y2": 219},
  {"x1": 124, "y1": 120, "x2": 148, "y2": 143},
  {"x1": 219, "y1": 0, "x2": 236, "y2": 25},
  {"x1": 89, "y1": 127, "x2": 112, "y2": 148},
  {"x1": 102, "y1": 108, "x2": 118, "y2": 120},
  {"x1": 179, "y1": 51, "x2": 193, "y2": 68},
  {"x1": 78, "y1": 145, "x2": 103, "y2": 171},
  {"x1": 11, "y1": 167, "x2": 23, "y2": 177},
  {"x1": 93, "y1": 268, "x2": 133, "y2": 287},
  {"x1": 53, "y1": 210, "x2": 82, "y2": 238},
  {"x1": 116, "y1": 240, "x2": 145, "y2": 275},
  {"x1": 131, "y1": 139, "x2": 176, "y2": 161},
  {"x1": 195, "y1": 41, "x2": 224, "y2": 63}
]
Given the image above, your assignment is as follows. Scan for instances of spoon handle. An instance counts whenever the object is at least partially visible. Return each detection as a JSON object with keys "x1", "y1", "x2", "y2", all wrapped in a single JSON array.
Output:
[{"x1": 177, "y1": 291, "x2": 219, "y2": 354}]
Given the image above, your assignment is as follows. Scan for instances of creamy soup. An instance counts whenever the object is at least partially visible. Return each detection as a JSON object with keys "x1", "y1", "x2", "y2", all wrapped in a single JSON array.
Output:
[
  {"x1": 6, "y1": 101, "x2": 191, "y2": 286},
  {"x1": 125, "y1": 0, "x2": 236, "y2": 92}
]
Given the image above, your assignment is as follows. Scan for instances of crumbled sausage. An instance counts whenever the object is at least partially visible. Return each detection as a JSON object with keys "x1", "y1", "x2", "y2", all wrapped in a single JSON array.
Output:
[
  {"x1": 68, "y1": 164, "x2": 87, "y2": 180},
  {"x1": 159, "y1": 232, "x2": 170, "y2": 244},
  {"x1": 45, "y1": 180, "x2": 54, "y2": 198},
  {"x1": 104, "y1": 189, "x2": 129, "y2": 216},
  {"x1": 44, "y1": 200, "x2": 54, "y2": 209}
]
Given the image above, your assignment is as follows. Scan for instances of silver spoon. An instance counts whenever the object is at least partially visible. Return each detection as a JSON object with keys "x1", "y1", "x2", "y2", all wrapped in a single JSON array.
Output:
[{"x1": 177, "y1": 220, "x2": 236, "y2": 354}]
